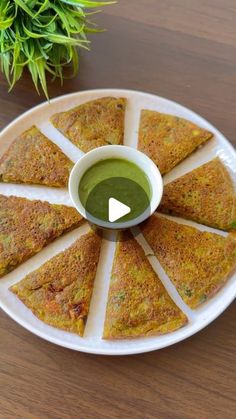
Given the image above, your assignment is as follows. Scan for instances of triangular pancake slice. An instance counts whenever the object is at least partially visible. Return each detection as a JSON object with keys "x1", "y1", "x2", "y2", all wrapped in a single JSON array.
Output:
[
  {"x1": 50, "y1": 97, "x2": 127, "y2": 153},
  {"x1": 138, "y1": 110, "x2": 213, "y2": 174},
  {"x1": 10, "y1": 230, "x2": 102, "y2": 336},
  {"x1": 141, "y1": 215, "x2": 236, "y2": 308},
  {"x1": 0, "y1": 126, "x2": 73, "y2": 187},
  {"x1": 103, "y1": 230, "x2": 187, "y2": 339},
  {"x1": 0, "y1": 195, "x2": 83, "y2": 278},
  {"x1": 159, "y1": 158, "x2": 236, "y2": 231}
]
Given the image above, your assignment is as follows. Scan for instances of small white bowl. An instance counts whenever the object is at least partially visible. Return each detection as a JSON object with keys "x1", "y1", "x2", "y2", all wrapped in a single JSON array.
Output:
[{"x1": 69, "y1": 145, "x2": 163, "y2": 229}]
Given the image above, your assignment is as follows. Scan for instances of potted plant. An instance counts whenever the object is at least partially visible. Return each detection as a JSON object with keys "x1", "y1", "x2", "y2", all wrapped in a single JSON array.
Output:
[{"x1": 0, "y1": 0, "x2": 114, "y2": 98}]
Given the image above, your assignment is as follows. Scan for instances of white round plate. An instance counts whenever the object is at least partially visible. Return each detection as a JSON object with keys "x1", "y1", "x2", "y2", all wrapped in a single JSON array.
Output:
[{"x1": 0, "y1": 89, "x2": 235, "y2": 355}]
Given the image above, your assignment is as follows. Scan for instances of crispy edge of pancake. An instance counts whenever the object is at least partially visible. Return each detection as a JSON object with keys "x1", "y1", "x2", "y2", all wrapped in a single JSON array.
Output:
[
  {"x1": 50, "y1": 97, "x2": 127, "y2": 153},
  {"x1": 0, "y1": 126, "x2": 73, "y2": 187},
  {"x1": 0, "y1": 195, "x2": 84, "y2": 278},
  {"x1": 10, "y1": 230, "x2": 102, "y2": 336},
  {"x1": 159, "y1": 158, "x2": 236, "y2": 231},
  {"x1": 141, "y1": 214, "x2": 236, "y2": 309},
  {"x1": 103, "y1": 230, "x2": 187, "y2": 339},
  {"x1": 138, "y1": 110, "x2": 213, "y2": 174}
]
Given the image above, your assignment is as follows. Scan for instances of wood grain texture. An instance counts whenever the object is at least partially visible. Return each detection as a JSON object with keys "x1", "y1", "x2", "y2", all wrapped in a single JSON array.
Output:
[{"x1": 0, "y1": 1, "x2": 236, "y2": 418}]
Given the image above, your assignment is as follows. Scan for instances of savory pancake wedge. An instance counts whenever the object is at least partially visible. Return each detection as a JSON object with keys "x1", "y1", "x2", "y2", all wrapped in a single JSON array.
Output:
[
  {"x1": 103, "y1": 230, "x2": 187, "y2": 339},
  {"x1": 0, "y1": 126, "x2": 73, "y2": 187},
  {"x1": 141, "y1": 215, "x2": 236, "y2": 308},
  {"x1": 0, "y1": 195, "x2": 83, "y2": 278},
  {"x1": 138, "y1": 110, "x2": 213, "y2": 174},
  {"x1": 159, "y1": 158, "x2": 236, "y2": 231},
  {"x1": 10, "y1": 230, "x2": 102, "y2": 336},
  {"x1": 50, "y1": 97, "x2": 127, "y2": 153}
]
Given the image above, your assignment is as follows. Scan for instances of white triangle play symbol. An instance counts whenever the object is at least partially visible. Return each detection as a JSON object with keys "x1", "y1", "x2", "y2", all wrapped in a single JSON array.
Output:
[{"x1": 108, "y1": 198, "x2": 131, "y2": 222}]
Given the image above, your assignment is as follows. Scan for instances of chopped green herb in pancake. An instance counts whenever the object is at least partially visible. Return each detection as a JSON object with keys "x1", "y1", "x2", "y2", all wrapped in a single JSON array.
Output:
[
  {"x1": 51, "y1": 97, "x2": 127, "y2": 153},
  {"x1": 159, "y1": 158, "x2": 236, "y2": 231},
  {"x1": 103, "y1": 230, "x2": 187, "y2": 339},
  {"x1": 10, "y1": 230, "x2": 102, "y2": 336},
  {"x1": 0, "y1": 195, "x2": 83, "y2": 278},
  {"x1": 138, "y1": 110, "x2": 213, "y2": 174},
  {"x1": 0, "y1": 126, "x2": 73, "y2": 187},
  {"x1": 141, "y1": 214, "x2": 236, "y2": 308}
]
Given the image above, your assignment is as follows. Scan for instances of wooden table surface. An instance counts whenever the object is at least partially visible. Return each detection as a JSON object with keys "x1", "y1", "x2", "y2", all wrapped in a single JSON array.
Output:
[{"x1": 0, "y1": 1, "x2": 236, "y2": 418}]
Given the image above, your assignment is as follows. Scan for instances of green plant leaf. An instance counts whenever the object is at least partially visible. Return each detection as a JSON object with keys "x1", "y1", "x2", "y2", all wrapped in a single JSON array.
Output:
[
  {"x1": 0, "y1": 16, "x2": 14, "y2": 30},
  {"x1": 37, "y1": 58, "x2": 49, "y2": 99},
  {"x1": 14, "y1": 0, "x2": 35, "y2": 17},
  {"x1": 0, "y1": 0, "x2": 114, "y2": 98},
  {"x1": 23, "y1": 24, "x2": 44, "y2": 39},
  {"x1": 34, "y1": 14, "x2": 57, "y2": 29},
  {"x1": 84, "y1": 26, "x2": 104, "y2": 33},
  {"x1": 33, "y1": 0, "x2": 50, "y2": 18},
  {"x1": 0, "y1": 52, "x2": 11, "y2": 84},
  {"x1": 60, "y1": 0, "x2": 116, "y2": 7},
  {"x1": 45, "y1": 32, "x2": 89, "y2": 47}
]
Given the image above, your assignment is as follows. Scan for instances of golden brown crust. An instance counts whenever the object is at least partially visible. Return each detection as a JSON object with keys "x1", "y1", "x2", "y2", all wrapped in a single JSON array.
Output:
[
  {"x1": 10, "y1": 231, "x2": 102, "y2": 336},
  {"x1": 103, "y1": 230, "x2": 187, "y2": 339},
  {"x1": 0, "y1": 126, "x2": 73, "y2": 187},
  {"x1": 0, "y1": 195, "x2": 83, "y2": 278},
  {"x1": 138, "y1": 110, "x2": 213, "y2": 174},
  {"x1": 159, "y1": 158, "x2": 236, "y2": 231},
  {"x1": 141, "y1": 215, "x2": 236, "y2": 308},
  {"x1": 50, "y1": 97, "x2": 127, "y2": 153}
]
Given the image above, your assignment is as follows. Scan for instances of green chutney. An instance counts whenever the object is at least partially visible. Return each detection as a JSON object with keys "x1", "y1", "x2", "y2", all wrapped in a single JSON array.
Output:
[{"x1": 79, "y1": 158, "x2": 151, "y2": 222}]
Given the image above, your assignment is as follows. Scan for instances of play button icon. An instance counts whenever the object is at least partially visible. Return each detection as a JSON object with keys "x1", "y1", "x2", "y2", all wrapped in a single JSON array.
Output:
[
  {"x1": 108, "y1": 198, "x2": 131, "y2": 222},
  {"x1": 83, "y1": 176, "x2": 151, "y2": 228}
]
